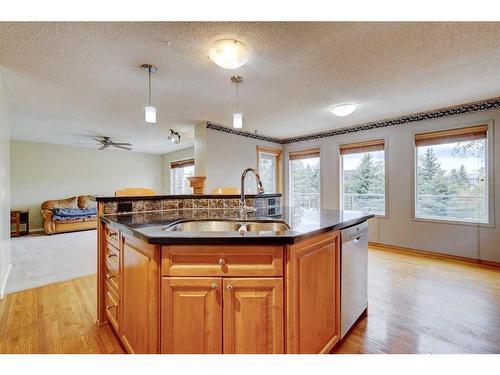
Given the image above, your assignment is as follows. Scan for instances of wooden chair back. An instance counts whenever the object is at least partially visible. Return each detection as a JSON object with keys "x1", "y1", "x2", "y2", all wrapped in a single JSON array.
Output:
[
  {"x1": 210, "y1": 187, "x2": 241, "y2": 195},
  {"x1": 114, "y1": 187, "x2": 157, "y2": 197}
]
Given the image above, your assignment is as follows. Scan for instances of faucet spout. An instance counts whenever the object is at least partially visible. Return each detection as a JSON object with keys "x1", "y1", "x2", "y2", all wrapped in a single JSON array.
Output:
[{"x1": 240, "y1": 168, "x2": 265, "y2": 215}]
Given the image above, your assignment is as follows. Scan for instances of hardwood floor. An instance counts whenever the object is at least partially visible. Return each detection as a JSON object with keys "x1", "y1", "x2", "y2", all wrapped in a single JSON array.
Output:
[
  {"x1": 333, "y1": 248, "x2": 500, "y2": 354},
  {"x1": 1, "y1": 248, "x2": 499, "y2": 354},
  {"x1": 0, "y1": 275, "x2": 123, "y2": 354}
]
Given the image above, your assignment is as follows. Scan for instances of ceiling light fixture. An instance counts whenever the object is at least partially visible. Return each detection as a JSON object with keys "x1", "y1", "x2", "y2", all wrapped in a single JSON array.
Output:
[
  {"x1": 141, "y1": 64, "x2": 158, "y2": 124},
  {"x1": 167, "y1": 129, "x2": 181, "y2": 147},
  {"x1": 209, "y1": 39, "x2": 249, "y2": 70},
  {"x1": 231, "y1": 75, "x2": 243, "y2": 129},
  {"x1": 330, "y1": 103, "x2": 357, "y2": 117}
]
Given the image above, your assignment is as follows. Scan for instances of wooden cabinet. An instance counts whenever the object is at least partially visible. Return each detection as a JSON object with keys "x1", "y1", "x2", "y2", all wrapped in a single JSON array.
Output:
[
  {"x1": 223, "y1": 278, "x2": 283, "y2": 354},
  {"x1": 161, "y1": 276, "x2": 283, "y2": 354},
  {"x1": 161, "y1": 277, "x2": 222, "y2": 354},
  {"x1": 161, "y1": 244, "x2": 283, "y2": 277},
  {"x1": 286, "y1": 230, "x2": 341, "y2": 353},
  {"x1": 98, "y1": 217, "x2": 343, "y2": 354},
  {"x1": 120, "y1": 233, "x2": 160, "y2": 354}
]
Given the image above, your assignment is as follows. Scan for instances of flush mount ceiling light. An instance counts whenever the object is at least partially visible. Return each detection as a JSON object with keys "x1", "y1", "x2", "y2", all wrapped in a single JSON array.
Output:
[
  {"x1": 167, "y1": 129, "x2": 181, "y2": 147},
  {"x1": 141, "y1": 64, "x2": 158, "y2": 124},
  {"x1": 231, "y1": 75, "x2": 243, "y2": 129},
  {"x1": 209, "y1": 39, "x2": 249, "y2": 70},
  {"x1": 330, "y1": 103, "x2": 357, "y2": 117}
]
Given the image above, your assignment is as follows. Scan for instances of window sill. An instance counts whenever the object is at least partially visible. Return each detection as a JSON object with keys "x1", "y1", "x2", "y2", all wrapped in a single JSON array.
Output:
[{"x1": 412, "y1": 216, "x2": 495, "y2": 228}]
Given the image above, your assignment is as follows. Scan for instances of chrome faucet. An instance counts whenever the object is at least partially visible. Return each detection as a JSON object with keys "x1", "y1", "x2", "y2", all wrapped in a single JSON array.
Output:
[{"x1": 240, "y1": 168, "x2": 265, "y2": 214}]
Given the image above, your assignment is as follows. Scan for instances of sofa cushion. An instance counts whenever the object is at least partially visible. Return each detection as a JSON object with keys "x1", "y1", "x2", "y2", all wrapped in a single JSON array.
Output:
[
  {"x1": 41, "y1": 196, "x2": 79, "y2": 210},
  {"x1": 78, "y1": 195, "x2": 96, "y2": 209}
]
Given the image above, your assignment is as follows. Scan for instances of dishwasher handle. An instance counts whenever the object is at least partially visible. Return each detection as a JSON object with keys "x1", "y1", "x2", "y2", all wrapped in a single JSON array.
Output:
[{"x1": 341, "y1": 221, "x2": 369, "y2": 243}]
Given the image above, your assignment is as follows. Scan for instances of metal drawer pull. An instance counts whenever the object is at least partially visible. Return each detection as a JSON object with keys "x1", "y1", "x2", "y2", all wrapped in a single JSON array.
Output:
[
  {"x1": 106, "y1": 305, "x2": 116, "y2": 310},
  {"x1": 107, "y1": 253, "x2": 117, "y2": 258},
  {"x1": 210, "y1": 283, "x2": 218, "y2": 290},
  {"x1": 226, "y1": 284, "x2": 233, "y2": 291},
  {"x1": 108, "y1": 231, "x2": 117, "y2": 237},
  {"x1": 106, "y1": 274, "x2": 115, "y2": 279},
  {"x1": 218, "y1": 258, "x2": 226, "y2": 266}
]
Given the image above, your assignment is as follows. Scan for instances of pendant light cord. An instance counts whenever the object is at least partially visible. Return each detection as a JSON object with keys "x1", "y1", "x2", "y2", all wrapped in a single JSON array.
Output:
[
  {"x1": 148, "y1": 67, "x2": 152, "y2": 106},
  {"x1": 235, "y1": 81, "x2": 239, "y2": 112}
]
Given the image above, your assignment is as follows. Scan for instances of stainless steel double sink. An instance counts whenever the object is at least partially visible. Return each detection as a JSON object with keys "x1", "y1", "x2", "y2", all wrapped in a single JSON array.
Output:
[{"x1": 163, "y1": 219, "x2": 290, "y2": 233}]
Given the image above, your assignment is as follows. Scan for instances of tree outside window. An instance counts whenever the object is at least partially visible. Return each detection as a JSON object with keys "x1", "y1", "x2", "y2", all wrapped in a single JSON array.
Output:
[
  {"x1": 415, "y1": 140, "x2": 487, "y2": 223},
  {"x1": 341, "y1": 140, "x2": 386, "y2": 215}
]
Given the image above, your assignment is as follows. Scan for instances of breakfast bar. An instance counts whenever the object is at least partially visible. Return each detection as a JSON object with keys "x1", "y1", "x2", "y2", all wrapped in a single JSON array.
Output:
[{"x1": 95, "y1": 194, "x2": 373, "y2": 354}]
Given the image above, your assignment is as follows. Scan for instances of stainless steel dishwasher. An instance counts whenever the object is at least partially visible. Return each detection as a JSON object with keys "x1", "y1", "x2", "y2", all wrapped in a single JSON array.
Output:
[{"x1": 340, "y1": 221, "x2": 368, "y2": 339}]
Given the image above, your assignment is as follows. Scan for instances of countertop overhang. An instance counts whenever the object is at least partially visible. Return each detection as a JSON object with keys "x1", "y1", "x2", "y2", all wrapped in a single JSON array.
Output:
[{"x1": 101, "y1": 207, "x2": 374, "y2": 245}]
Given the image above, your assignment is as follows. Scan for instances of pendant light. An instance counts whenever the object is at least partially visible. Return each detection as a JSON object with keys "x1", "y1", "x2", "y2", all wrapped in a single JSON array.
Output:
[
  {"x1": 141, "y1": 64, "x2": 157, "y2": 124},
  {"x1": 231, "y1": 75, "x2": 243, "y2": 129}
]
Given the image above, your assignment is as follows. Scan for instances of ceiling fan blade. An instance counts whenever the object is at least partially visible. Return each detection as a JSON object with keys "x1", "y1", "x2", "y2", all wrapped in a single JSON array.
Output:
[
  {"x1": 111, "y1": 142, "x2": 133, "y2": 146},
  {"x1": 98, "y1": 145, "x2": 108, "y2": 150},
  {"x1": 112, "y1": 144, "x2": 132, "y2": 151},
  {"x1": 91, "y1": 137, "x2": 106, "y2": 144}
]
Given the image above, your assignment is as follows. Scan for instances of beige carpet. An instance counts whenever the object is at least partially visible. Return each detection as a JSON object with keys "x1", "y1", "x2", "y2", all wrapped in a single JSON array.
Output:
[{"x1": 6, "y1": 230, "x2": 96, "y2": 294}]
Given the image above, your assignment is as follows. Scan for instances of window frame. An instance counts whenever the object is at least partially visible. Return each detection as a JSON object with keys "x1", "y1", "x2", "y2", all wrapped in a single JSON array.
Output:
[
  {"x1": 339, "y1": 138, "x2": 389, "y2": 218},
  {"x1": 256, "y1": 146, "x2": 282, "y2": 193},
  {"x1": 287, "y1": 147, "x2": 322, "y2": 210},
  {"x1": 170, "y1": 158, "x2": 195, "y2": 195},
  {"x1": 412, "y1": 121, "x2": 495, "y2": 227}
]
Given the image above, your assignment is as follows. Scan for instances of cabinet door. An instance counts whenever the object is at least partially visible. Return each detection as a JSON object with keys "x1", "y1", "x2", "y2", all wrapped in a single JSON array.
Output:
[
  {"x1": 286, "y1": 230, "x2": 341, "y2": 353},
  {"x1": 161, "y1": 277, "x2": 222, "y2": 354},
  {"x1": 223, "y1": 278, "x2": 284, "y2": 354},
  {"x1": 120, "y1": 234, "x2": 160, "y2": 354}
]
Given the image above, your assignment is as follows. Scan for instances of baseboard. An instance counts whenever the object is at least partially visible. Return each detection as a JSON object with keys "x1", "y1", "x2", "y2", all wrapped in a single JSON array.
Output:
[
  {"x1": 369, "y1": 242, "x2": 500, "y2": 270},
  {"x1": 29, "y1": 227, "x2": 44, "y2": 233},
  {"x1": 0, "y1": 263, "x2": 12, "y2": 300}
]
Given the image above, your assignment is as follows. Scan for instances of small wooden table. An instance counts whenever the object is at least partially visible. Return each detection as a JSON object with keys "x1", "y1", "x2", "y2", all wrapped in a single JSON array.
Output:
[{"x1": 11, "y1": 209, "x2": 30, "y2": 237}]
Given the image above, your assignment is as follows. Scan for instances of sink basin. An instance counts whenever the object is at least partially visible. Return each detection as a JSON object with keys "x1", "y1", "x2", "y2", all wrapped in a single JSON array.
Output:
[
  {"x1": 243, "y1": 222, "x2": 290, "y2": 232},
  {"x1": 163, "y1": 220, "x2": 290, "y2": 232}
]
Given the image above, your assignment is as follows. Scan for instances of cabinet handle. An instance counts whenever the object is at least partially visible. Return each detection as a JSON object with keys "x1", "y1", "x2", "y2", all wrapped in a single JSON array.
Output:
[
  {"x1": 107, "y1": 253, "x2": 117, "y2": 258},
  {"x1": 210, "y1": 283, "x2": 218, "y2": 290},
  {"x1": 218, "y1": 258, "x2": 226, "y2": 266},
  {"x1": 226, "y1": 284, "x2": 233, "y2": 291},
  {"x1": 106, "y1": 273, "x2": 115, "y2": 279},
  {"x1": 108, "y1": 231, "x2": 117, "y2": 237},
  {"x1": 106, "y1": 304, "x2": 116, "y2": 310}
]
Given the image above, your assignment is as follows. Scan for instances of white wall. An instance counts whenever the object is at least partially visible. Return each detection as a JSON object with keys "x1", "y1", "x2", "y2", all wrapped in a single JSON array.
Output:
[
  {"x1": 0, "y1": 69, "x2": 11, "y2": 299},
  {"x1": 284, "y1": 109, "x2": 500, "y2": 262},
  {"x1": 204, "y1": 130, "x2": 283, "y2": 194},
  {"x1": 10, "y1": 141, "x2": 163, "y2": 230},
  {"x1": 161, "y1": 147, "x2": 194, "y2": 194}
]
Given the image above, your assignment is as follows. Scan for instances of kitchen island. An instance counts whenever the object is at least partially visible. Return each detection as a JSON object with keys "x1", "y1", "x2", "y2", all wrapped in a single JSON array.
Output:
[{"x1": 97, "y1": 206, "x2": 373, "y2": 354}]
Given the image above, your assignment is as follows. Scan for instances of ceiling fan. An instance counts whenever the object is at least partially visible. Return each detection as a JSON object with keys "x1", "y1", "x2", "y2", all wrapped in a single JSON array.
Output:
[{"x1": 90, "y1": 136, "x2": 133, "y2": 151}]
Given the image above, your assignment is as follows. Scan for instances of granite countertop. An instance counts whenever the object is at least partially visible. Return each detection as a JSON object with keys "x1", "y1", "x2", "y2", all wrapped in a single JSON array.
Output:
[
  {"x1": 92, "y1": 193, "x2": 282, "y2": 202},
  {"x1": 101, "y1": 207, "x2": 374, "y2": 245}
]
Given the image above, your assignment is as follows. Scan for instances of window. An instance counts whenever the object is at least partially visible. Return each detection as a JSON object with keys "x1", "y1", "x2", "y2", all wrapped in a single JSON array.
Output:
[
  {"x1": 340, "y1": 139, "x2": 386, "y2": 216},
  {"x1": 414, "y1": 124, "x2": 489, "y2": 224},
  {"x1": 257, "y1": 146, "x2": 282, "y2": 193},
  {"x1": 170, "y1": 158, "x2": 194, "y2": 195},
  {"x1": 289, "y1": 148, "x2": 321, "y2": 221}
]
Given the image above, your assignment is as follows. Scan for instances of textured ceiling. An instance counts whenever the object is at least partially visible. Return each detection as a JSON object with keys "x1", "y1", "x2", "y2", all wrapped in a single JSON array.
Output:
[{"x1": 1, "y1": 22, "x2": 500, "y2": 154}]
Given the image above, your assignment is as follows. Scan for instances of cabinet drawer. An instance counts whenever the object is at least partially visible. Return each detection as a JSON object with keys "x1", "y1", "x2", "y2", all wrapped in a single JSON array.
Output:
[
  {"x1": 105, "y1": 259, "x2": 120, "y2": 294},
  {"x1": 105, "y1": 287, "x2": 119, "y2": 331},
  {"x1": 161, "y1": 245, "x2": 283, "y2": 277},
  {"x1": 105, "y1": 242, "x2": 119, "y2": 262},
  {"x1": 105, "y1": 225, "x2": 120, "y2": 248}
]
